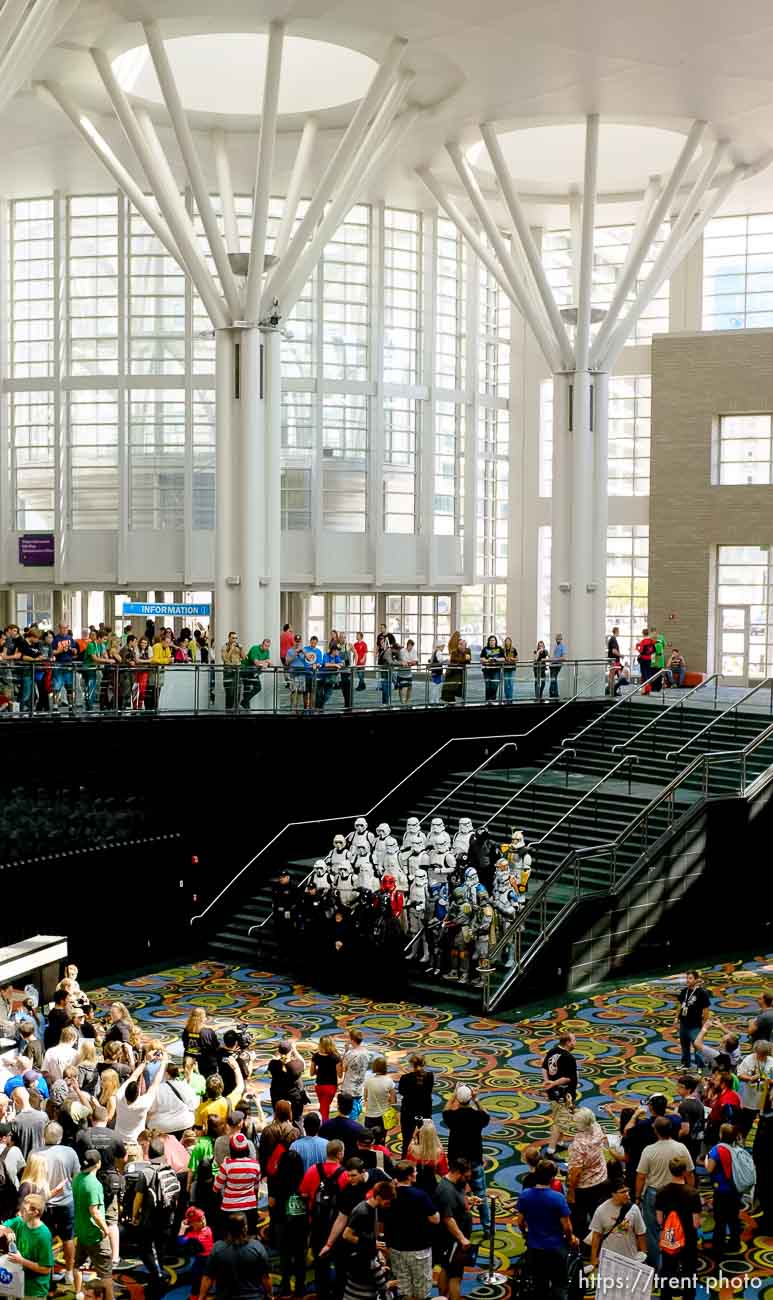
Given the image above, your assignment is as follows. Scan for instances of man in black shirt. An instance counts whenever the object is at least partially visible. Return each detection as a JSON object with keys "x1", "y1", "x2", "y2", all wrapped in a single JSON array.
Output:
[
  {"x1": 541, "y1": 1031, "x2": 578, "y2": 1154},
  {"x1": 43, "y1": 989, "x2": 71, "y2": 1051},
  {"x1": 675, "y1": 1077, "x2": 705, "y2": 1160},
  {"x1": 319, "y1": 1093, "x2": 369, "y2": 1159},
  {"x1": 15, "y1": 627, "x2": 41, "y2": 712},
  {"x1": 76, "y1": 1103, "x2": 126, "y2": 1259},
  {"x1": 434, "y1": 1159, "x2": 473, "y2": 1300},
  {"x1": 383, "y1": 1162, "x2": 439, "y2": 1300},
  {"x1": 675, "y1": 970, "x2": 710, "y2": 1070},
  {"x1": 442, "y1": 1085, "x2": 491, "y2": 1232}
]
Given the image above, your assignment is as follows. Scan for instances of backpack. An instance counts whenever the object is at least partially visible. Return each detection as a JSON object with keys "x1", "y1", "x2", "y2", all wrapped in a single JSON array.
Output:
[
  {"x1": 311, "y1": 1163, "x2": 345, "y2": 1243},
  {"x1": 121, "y1": 1161, "x2": 179, "y2": 1226},
  {"x1": 265, "y1": 1142, "x2": 288, "y2": 1179},
  {"x1": 728, "y1": 1144, "x2": 756, "y2": 1203},
  {"x1": 659, "y1": 1209, "x2": 686, "y2": 1255}
]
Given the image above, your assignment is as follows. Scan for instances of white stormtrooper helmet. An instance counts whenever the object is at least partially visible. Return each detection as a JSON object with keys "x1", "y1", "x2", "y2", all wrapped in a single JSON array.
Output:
[
  {"x1": 376, "y1": 823, "x2": 390, "y2": 838},
  {"x1": 354, "y1": 817, "x2": 368, "y2": 833},
  {"x1": 312, "y1": 860, "x2": 329, "y2": 887},
  {"x1": 458, "y1": 817, "x2": 474, "y2": 835},
  {"x1": 510, "y1": 829, "x2": 526, "y2": 850},
  {"x1": 406, "y1": 816, "x2": 421, "y2": 834},
  {"x1": 430, "y1": 817, "x2": 445, "y2": 833},
  {"x1": 333, "y1": 834, "x2": 347, "y2": 850},
  {"x1": 410, "y1": 863, "x2": 428, "y2": 887},
  {"x1": 384, "y1": 835, "x2": 400, "y2": 854}
]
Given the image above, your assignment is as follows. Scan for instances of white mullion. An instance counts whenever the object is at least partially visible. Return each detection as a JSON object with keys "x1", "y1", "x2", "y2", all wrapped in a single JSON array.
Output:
[
  {"x1": 117, "y1": 191, "x2": 128, "y2": 582},
  {"x1": 183, "y1": 187, "x2": 194, "y2": 585},
  {"x1": 312, "y1": 257, "x2": 324, "y2": 585},
  {"x1": 371, "y1": 200, "x2": 385, "y2": 584},
  {"x1": 463, "y1": 223, "x2": 478, "y2": 586},
  {"x1": 421, "y1": 209, "x2": 436, "y2": 586},
  {"x1": 53, "y1": 191, "x2": 64, "y2": 579},
  {"x1": 0, "y1": 199, "x2": 10, "y2": 555}
]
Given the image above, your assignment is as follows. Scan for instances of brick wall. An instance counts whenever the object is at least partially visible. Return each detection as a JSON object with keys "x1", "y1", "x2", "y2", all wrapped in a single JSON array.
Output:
[{"x1": 650, "y1": 329, "x2": 773, "y2": 673}]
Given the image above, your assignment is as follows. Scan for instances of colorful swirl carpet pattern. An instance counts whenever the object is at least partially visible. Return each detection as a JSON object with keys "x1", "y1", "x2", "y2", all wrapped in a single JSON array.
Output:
[{"x1": 68, "y1": 954, "x2": 773, "y2": 1299}]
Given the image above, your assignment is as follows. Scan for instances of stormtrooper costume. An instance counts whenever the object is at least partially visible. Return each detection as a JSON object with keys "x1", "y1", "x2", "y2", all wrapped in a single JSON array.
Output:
[
  {"x1": 326, "y1": 834, "x2": 352, "y2": 871},
  {"x1": 401, "y1": 816, "x2": 427, "y2": 854},
  {"x1": 352, "y1": 844, "x2": 381, "y2": 897},
  {"x1": 333, "y1": 859, "x2": 359, "y2": 909},
  {"x1": 492, "y1": 859, "x2": 520, "y2": 967},
  {"x1": 405, "y1": 862, "x2": 430, "y2": 963},
  {"x1": 347, "y1": 817, "x2": 375, "y2": 856},
  {"x1": 372, "y1": 823, "x2": 392, "y2": 874},
  {"x1": 311, "y1": 860, "x2": 332, "y2": 895},
  {"x1": 382, "y1": 835, "x2": 408, "y2": 891},
  {"x1": 452, "y1": 817, "x2": 475, "y2": 859}
]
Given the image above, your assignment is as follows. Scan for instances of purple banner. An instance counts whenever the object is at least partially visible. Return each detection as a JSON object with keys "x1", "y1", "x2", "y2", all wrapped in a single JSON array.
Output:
[{"x1": 18, "y1": 533, "x2": 55, "y2": 566}]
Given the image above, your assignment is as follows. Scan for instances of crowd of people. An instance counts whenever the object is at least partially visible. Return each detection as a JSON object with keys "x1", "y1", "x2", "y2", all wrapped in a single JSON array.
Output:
[
  {"x1": 274, "y1": 818, "x2": 533, "y2": 985},
  {"x1": 1, "y1": 966, "x2": 772, "y2": 1299},
  {"x1": 0, "y1": 618, "x2": 591, "y2": 716},
  {"x1": 606, "y1": 626, "x2": 689, "y2": 697}
]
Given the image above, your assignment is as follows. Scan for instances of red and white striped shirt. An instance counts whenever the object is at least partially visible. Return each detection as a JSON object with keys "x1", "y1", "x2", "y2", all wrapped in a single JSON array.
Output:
[{"x1": 213, "y1": 1156, "x2": 261, "y2": 1211}]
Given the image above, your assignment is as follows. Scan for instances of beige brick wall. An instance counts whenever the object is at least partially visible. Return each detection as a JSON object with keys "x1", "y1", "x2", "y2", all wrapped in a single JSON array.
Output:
[{"x1": 650, "y1": 329, "x2": 773, "y2": 674}]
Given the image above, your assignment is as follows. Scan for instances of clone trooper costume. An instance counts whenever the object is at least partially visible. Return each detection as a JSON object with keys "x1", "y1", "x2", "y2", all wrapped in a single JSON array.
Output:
[
  {"x1": 492, "y1": 859, "x2": 519, "y2": 967},
  {"x1": 405, "y1": 863, "x2": 430, "y2": 962},
  {"x1": 452, "y1": 817, "x2": 475, "y2": 859},
  {"x1": 347, "y1": 817, "x2": 375, "y2": 856},
  {"x1": 326, "y1": 834, "x2": 351, "y2": 871},
  {"x1": 372, "y1": 823, "x2": 392, "y2": 873},
  {"x1": 473, "y1": 889, "x2": 497, "y2": 978},
  {"x1": 447, "y1": 888, "x2": 475, "y2": 984},
  {"x1": 401, "y1": 816, "x2": 427, "y2": 854},
  {"x1": 462, "y1": 866, "x2": 484, "y2": 912}
]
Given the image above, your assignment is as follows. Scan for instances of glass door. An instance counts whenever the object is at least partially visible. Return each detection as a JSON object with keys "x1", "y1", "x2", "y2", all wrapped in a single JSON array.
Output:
[{"x1": 718, "y1": 606, "x2": 749, "y2": 684}]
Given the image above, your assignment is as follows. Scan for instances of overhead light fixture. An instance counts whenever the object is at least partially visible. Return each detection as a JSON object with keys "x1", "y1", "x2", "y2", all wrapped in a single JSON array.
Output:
[
  {"x1": 228, "y1": 251, "x2": 279, "y2": 277},
  {"x1": 560, "y1": 306, "x2": 606, "y2": 326}
]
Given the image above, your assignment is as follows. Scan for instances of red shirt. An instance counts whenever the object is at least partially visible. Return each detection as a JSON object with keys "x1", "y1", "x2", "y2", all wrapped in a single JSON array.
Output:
[
  {"x1": 407, "y1": 1151, "x2": 448, "y2": 1177},
  {"x1": 300, "y1": 1160, "x2": 348, "y2": 1204},
  {"x1": 280, "y1": 630, "x2": 295, "y2": 661},
  {"x1": 353, "y1": 640, "x2": 368, "y2": 666},
  {"x1": 709, "y1": 1088, "x2": 741, "y2": 1125},
  {"x1": 181, "y1": 1225, "x2": 213, "y2": 1256}
]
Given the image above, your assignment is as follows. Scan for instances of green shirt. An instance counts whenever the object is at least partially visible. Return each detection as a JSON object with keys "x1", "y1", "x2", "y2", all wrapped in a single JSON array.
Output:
[
  {"x1": 186, "y1": 1068, "x2": 206, "y2": 1099},
  {"x1": 83, "y1": 640, "x2": 106, "y2": 666},
  {"x1": 187, "y1": 1135, "x2": 215, "y2": 1174},
  {"x1": 243, "y1": 645, "x2": 270, "y2": 668},
  {"x1": 72, "y1": 1170, "x2": 105, "y2": 1247},
  {"x1": 653, "y1": 635, "x2": 666, "y2": 669},
  {"x1": 2, "y1": 1216, "x2": 54, "y2": 1297}
]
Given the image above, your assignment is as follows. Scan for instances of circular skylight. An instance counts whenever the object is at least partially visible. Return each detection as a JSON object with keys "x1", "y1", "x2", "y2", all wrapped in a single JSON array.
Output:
[
  {"x1": 112, "y1": 33, "x2": 378, "y2": 117},
  {"x1": 467, "y1": 122, "x2": 698, "y2": 192}
]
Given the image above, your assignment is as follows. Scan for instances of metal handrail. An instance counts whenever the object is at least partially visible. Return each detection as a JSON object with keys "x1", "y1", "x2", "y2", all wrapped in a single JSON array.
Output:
[
  {"x1": 665, "y1": 676, "x2": 773, "y2": 760},
  {"x1": 562, "y1": 668, "x2": 668, "y2": 748},
  {"x1": 487, "y1": 754, "x2": 636, "y2": 964},
  {"x1": 418, "y1": 742, "x2": 517, "y2": 826},
  {"x1": 610, "y1": 674, "x2": 721, "y2": 752},
  {"x1": 479, "y1": 748, "x2": 577, "y2": 833},
  {"x1": 190, "y1": 671, "x2": 609, "y2": 924}
]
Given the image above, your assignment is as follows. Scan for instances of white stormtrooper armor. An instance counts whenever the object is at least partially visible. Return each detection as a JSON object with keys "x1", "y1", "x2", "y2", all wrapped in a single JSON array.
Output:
[
  {"x1": 371, "y1": 823, "x2": 392, "y2": 872},
  {"x1": 347, "y1": 817, "x2": 375, "y2": 856},
  {"x1": 325, "y1": 834, "x2": 351, "y2": 870},
  {"x1": 428, "y1": 817, "x2": 451, "y2": 854},
  {"x1": 420, "y1": 845, "x2": 456, "y2": 889},
  {"x1": 401, "y1": 816, "x2": 427, "y2": 853},
  {"x1": 452, "y1": 817, "x2": 475, "y2": 858},
  {"x1": 311, "y1": 860, "x2": 332, "y2": 893},
  {"x1": 405, "y1": 864, "x2": 430, "y2": 962},
  {"x1": 354, "y1": 846, "x2": 381, "y2": 896},
  {"x1": 382, "y1": 835, "x2": 407, "y2": 890},
  {"x1": 333, "y1": 860, "x2": 359, "y2": 909}
]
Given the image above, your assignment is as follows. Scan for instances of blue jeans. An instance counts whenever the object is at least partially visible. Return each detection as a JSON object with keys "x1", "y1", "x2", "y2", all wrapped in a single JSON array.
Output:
[
  {"x1": 549, "y1": 666, "x2": 561, "y2": 697},
  {"x1": 642, "y1": 1185, "x2": 660, "y2": 1268},
  {"x1": 679, "y1": 1023, "x2": 705, "y2": 1069},
  {"x1": 667, "y1": 668, "x2": 686, "y2": 687},
  {"x1": 84, "y1": 671, "x2": 98, "y2": 710},
  {"x1": 503, "y1": 670, "x2": 515, "y2": 700},
  {"x1": 469, "y1": 1161, "x2": 491, "y2": 1231}
]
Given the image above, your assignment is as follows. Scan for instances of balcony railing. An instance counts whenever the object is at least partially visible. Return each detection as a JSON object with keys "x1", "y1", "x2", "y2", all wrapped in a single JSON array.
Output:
[{"x1": 0, "y1": 658, "x2": 611, "y2": 719}]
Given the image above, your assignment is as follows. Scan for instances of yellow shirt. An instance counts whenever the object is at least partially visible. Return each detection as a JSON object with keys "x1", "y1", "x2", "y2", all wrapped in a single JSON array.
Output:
[
  {"x1": 152, "y1": 643, "x2": 173, "y2": 665},
  {"x1": 195, "y1": 1079, "x2": 244, "y2": 1129}
]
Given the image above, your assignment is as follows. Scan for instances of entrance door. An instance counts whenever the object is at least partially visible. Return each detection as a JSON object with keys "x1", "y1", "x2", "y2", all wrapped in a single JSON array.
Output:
[{"x1": 718, "y1": 606, "x2": 749, "y2": 684}]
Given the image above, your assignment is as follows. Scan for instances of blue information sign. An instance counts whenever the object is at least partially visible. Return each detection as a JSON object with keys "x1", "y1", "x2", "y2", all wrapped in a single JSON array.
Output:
[{"x1": 122, "y1": 602, "x2": 211, "y2": 617}]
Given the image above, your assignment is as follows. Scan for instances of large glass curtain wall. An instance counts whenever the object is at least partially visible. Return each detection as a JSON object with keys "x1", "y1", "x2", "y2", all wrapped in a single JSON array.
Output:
[{"x1": 6, "y1": 193, "x2": 509, "y2": 636}]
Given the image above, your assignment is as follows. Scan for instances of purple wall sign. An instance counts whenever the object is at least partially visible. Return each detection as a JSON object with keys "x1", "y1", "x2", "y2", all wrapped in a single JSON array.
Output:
[{"x1": 18, "y1": 533, "x2": 55, "y2": 566}]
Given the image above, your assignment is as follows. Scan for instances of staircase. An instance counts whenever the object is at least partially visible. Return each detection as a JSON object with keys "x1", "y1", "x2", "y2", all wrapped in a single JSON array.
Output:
[{"x1": 203, "y1": 690, "x2": 773, "y2": 1010}]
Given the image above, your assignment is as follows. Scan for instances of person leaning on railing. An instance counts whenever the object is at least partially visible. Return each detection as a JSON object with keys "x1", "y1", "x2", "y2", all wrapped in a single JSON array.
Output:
[
  {"x1": 221, "y1": 632, "x2": 244, "y2": 711},
  {"x1": 442, "y1": 632, "x2": 471, "y2": 705}
]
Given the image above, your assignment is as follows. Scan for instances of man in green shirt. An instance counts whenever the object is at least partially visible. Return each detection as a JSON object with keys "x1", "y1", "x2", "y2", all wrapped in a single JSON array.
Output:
[
  {"x1": 651, "y1": 626, "x2": 667, "y2": 677},
  {"x1": 2, "y1": 1192, "x2": 55, "y2": 1297},
  {"x1": 240, "y1": 638, "x2": 272, "y2": 711},
  {"x1": 72, "y1": 1151, "x2": 114, "y2": 1298},
  {"x1": 82, "y1": 636, "x2": 107, "y2": 712}
]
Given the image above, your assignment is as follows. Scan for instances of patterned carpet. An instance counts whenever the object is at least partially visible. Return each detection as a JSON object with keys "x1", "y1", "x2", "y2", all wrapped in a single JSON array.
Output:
[{"x1": 63, "y1": 954, "x2": 773, "y2": 1299}]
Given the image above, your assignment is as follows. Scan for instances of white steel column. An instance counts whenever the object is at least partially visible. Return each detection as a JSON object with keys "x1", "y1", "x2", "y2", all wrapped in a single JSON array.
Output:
[
  {"x1": 239, "y1": 328, "x2": 266, "y2": 643},
  {"x1": 550, "y1": 373, "x2": 571, "y2": 646},
  {"x1": 263, "y1": 327, "x2": 282, "y2": 651},
  {"x1": 215, "y1": 328, "x2": 237, "y2": 646},
  {"x1": 592, "y1": 370, "x2": 609, "y2": 642}
]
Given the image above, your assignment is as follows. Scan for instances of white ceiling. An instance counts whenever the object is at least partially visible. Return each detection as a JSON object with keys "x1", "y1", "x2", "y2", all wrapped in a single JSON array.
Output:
[{"x1": 4, "y1": 0, "x2": 773, "y2": 221}]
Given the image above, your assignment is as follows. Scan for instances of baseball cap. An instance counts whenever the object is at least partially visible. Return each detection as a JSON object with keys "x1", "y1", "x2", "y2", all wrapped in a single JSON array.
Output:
[
  {"x1": 82, "y1": 1148, "x2": 101, "y2": 1170},
  {"x1": 230, "y1": 1132, "x2": 249, "y2": 1155},
  {"x1": 186, "y1": 1207, "x2": 206, "y2": 1227},
  {"x1": 455, "y1": 1085, "x2": 472, "y2": 1104}
]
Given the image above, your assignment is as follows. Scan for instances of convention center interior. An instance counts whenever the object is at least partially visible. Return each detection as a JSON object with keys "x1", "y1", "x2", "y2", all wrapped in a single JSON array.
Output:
[{"x1": 4, "y1": 1, "x2": 773, "y2": 1299}]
